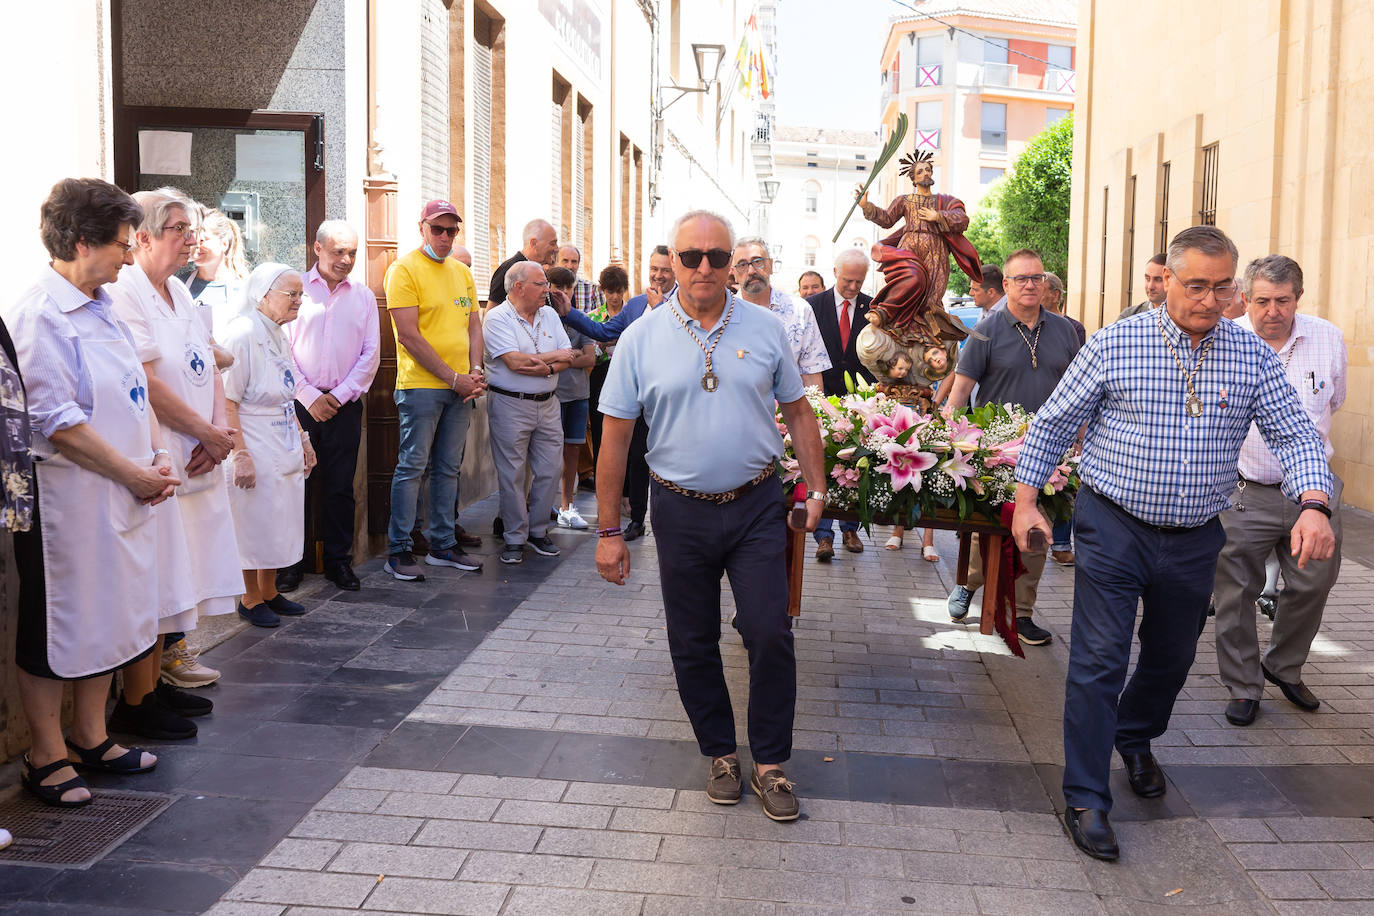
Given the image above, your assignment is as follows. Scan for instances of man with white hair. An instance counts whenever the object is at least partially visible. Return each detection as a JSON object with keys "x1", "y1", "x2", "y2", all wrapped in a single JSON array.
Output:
[
  {"x1": 733, "y1": 237, "x2": 830, "y2": 391},
  {"x1": 278, "y1": 220, "x2": 379, "y2": 593},
  {"x1": 807, "y1": 247, "x2": 873, "y2": 559},
  {"x1": 489, "y1": 219, "x2": 559, "y2": 305},
  {"x1": 595, "y1": 210, "x2": 827, "y2": 823},
  {"x1": 555, "y1": 244, "x2": 605, "y2": 314},
  {"x1": 483, "y1": 261, "x2": 580, "y2": 564}
]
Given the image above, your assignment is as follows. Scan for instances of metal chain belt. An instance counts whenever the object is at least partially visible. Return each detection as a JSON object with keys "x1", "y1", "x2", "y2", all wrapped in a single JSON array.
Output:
[{"x1": 648, "y1": 466, "x2": 774, "y2": 504}]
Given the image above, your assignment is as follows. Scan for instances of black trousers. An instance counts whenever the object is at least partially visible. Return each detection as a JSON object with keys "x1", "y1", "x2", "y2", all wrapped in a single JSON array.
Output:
[
  {"x1": 624, "y1": 417, "x2": 650, "y2": 526},
  {"x1": 295, "y1": 397, "x2": 363, "y2": 566},
  {"x1": 650, "y1": 473, "x2": 794, "y2": 764}
]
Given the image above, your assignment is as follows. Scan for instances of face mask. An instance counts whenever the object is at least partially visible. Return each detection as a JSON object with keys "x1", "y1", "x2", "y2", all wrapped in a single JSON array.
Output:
[{"x1": 422, "y1": 244, "x2": 446, "y2": 262}]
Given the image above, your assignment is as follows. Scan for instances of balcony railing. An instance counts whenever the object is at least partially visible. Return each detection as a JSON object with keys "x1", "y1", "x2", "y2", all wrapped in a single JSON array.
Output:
[
  {"x1": 753, "y1": 113, "x2": 771, "y2": 143},
  {"x1": 979, "y1": 62, "x2": 1017, "y2": 87},
  {"x1": 1045, "y1": 67, "x2": 1076, "y2": 93}
]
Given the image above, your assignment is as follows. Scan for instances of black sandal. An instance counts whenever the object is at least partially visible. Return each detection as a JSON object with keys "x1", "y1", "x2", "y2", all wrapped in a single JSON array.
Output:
[
  {"x1": 21, "y1": 756, "x2": 92, "y2": 808},
  {"x1": 65, "y1": 737, "x2": 157, "y2": 774}
]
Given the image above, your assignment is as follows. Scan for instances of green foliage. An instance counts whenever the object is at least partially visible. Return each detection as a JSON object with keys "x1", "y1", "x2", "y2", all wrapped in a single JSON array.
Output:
[
  {"x1": 948, "y1": 185, "x2": 1008, "y2": 296},
  {"x1": 997, "y1": 114, "x2": 1073, "y2": 280}
]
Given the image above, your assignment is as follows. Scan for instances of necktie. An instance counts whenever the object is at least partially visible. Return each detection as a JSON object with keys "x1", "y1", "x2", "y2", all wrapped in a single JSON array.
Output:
[{"x1": 839, "y1": 300, "x2": 851, "y2": 351}]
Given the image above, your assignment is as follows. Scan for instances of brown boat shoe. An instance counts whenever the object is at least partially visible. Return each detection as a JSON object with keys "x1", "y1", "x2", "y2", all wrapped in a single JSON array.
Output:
[
  {"x1": 751, "y1": 767, "x2": 800, "y2": 821},
  {"x1": 706, "y1": 756, "x2": 742, "y2": 805}
]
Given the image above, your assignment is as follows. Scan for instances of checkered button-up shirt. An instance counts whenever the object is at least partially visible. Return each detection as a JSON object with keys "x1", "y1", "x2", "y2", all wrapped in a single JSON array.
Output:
[
  {"x1": 1016, "y1": 308, "x2": 1333, "y2": 528},
  {"x1": 1234, "y1": 312, "x2": 1346, "y2": 484},
  {"x1": 571, "y1": 278, "x2": 604, "y2": 314}
]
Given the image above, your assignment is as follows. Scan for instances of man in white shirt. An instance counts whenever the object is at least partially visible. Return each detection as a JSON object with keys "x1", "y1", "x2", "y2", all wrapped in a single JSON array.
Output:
[
  {"x1": 731, "y1": 237, "x2": 830, "y2": 389},
  {"x1": 1212, "y1": 254, "x2": 1348, "y2": 727}
]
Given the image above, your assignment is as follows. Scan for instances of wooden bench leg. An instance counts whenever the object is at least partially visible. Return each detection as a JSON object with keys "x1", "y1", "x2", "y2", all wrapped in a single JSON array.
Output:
[
  {"x1": 979, "y1": 532, "x2": 1001, "y2": 636},
  {"x1": 956, "y1": 532, "x2": 971, "y2": 586}
]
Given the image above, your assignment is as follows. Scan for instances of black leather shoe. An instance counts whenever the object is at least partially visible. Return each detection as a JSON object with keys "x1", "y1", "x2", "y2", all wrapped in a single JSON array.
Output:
[
  {"x1": 1225, "y1": 698, "x2": 1259, "y2": 726},
  {"x1": 1064, "y1": 807, "x2": 1118, "y2": 861},
  {"x1": 1119, "y1": 750, "x2": 1166, "y2": 798},
  {"x1": 324, "y1": 562, "x2": 361, "y2": 591},
  {"x1": 275, "y1": 563, "x2": 304, "y2": 593},
  {"x1": 623, "y1": 520, "x2": 646, "y2": 542},
  {"x1": 1263, "y1": 665, "x2": 1319, "y2": 710}
]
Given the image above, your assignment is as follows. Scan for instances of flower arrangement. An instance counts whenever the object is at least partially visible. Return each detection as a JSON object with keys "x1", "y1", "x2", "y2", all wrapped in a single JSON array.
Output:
[{"x1": 777, "y1": 377, "x2": 1079, "y2": 531}]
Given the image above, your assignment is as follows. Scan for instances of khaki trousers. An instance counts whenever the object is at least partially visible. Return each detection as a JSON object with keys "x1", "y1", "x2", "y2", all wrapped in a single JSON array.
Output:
[{"x1": 966, "y1": 533, "x2": 1047, "y2": 617}]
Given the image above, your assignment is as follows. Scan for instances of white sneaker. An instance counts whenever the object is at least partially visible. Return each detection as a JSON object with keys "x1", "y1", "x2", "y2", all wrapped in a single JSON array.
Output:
[
  {"x1": 558, "y1": 507, "x2": 589, "y2": 530},
  {"x1": 160, "y1": 638, "x2": 221, "y2": 687}
]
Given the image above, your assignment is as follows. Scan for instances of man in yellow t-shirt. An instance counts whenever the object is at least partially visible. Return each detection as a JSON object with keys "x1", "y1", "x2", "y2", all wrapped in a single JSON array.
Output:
[{"x1": 383, "y1": 200, "x2": 487, "y2": 581}]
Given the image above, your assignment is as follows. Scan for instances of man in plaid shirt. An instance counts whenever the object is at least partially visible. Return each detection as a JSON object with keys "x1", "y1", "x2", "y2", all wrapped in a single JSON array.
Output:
[
  {"x1": 1013, "y1": 227, "x2": 1335, "y2": 862},
  {"x1": 556, "y1": 245, "x2": 605, "y2": 314}
]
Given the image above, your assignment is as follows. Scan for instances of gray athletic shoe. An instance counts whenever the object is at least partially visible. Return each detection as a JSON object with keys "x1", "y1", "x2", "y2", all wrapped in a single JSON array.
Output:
[{"x1": 948, "y1": 584, "x2": 973, "y2": 621}]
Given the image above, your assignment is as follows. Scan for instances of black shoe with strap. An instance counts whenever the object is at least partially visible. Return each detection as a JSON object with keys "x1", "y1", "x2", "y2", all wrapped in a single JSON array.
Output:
[
  {"x1": 22, "y1": 756, "x2": 91, "y2": 808},
  {"x1": 65, "y1": 736, "x2": 157, "y2": 773}
]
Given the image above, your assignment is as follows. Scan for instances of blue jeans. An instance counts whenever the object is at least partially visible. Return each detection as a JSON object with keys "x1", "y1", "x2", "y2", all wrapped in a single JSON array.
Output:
[
  {"x1": 1062, "y1": 486, "x2": 1224, "y2": 812},
  {"x1": 1052, "y1": 518, "x2": 1073, "y2": 552},
  {"x1": 813, "y1": 517, "x2": 858, "y2": 544},
  {"x1": 388, "y1": 388, "x2": 472, "y2": 556}
]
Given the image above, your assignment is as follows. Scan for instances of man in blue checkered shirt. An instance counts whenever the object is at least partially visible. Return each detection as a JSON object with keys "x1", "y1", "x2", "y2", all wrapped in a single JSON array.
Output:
[{"x1": 1012, "y1": 226, "x2": 1335, "y2": 862}]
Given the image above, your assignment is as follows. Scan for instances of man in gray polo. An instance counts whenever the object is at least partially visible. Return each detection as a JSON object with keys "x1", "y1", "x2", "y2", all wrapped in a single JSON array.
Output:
[
  {"x1": 483, "y1": 261, "x2": 580, "y2": 564},
  {"x1": 945, "y1": 248, "x2": 1081, "y2": 646},
  {"x1": 594, "y1": 210, "x2": 827, "y2": 823}
]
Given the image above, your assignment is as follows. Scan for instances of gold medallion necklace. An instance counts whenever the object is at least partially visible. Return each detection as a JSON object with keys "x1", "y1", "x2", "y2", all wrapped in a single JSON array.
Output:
[
  {"x1": 1013, "y1": 321, "x2": 1042, "y2": 369},
  {"x1": 668, "y1": 295, "x2": 735, "y2": 392},
  {"x1": 1156, "y1": 308, "x2": 1216, "y2": 417}
]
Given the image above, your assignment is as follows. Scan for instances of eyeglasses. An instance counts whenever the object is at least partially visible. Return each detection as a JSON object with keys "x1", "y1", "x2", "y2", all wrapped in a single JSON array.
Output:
[
  {"x1": 427, "y1": 223, "x2": 461, "y2": 238},
  {"x1": 675, "y1": 248, "x2": 731, "y2": 270},
  {"x1": 1008, "y1": 274, "x2": 1046, "y2": 287},
  {"x1": 162, "y1": 222, "x2": 196, "y2": 238},
  {"x1": 1177, "y1": 280, "x2": 1238, "y2": 302},
  {"x1": 732, "y1": 256, "x2": 768, "y2": 272},
  {"x1": 521, "y1": 279, "x2": 550, "y2": 288},
  {"x1": 271, "y1": 289, "x2": 304, "y2": 302},
  {"x1": 110, "y1": 237, "x2": 133, "y2": 253}
]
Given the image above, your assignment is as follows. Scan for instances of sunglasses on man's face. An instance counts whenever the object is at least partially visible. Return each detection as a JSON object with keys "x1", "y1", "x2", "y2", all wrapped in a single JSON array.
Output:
[
  {"x1": 427, "y1": 223, "x2": 461, "y2": 238},
  {"x1": 675, "y1": 248, "x2": 731, "y2": 270}
]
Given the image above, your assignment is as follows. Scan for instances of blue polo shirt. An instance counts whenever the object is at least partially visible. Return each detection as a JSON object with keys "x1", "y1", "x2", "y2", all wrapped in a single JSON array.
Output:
[{"x1": 598, "y1": 290, "x2": 804, "y2": 493}]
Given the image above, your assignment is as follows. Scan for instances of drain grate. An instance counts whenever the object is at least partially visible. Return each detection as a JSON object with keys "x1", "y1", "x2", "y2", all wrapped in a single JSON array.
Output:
[{"x1": 0, "y1": 787, "x2": 174, "y2": 869}]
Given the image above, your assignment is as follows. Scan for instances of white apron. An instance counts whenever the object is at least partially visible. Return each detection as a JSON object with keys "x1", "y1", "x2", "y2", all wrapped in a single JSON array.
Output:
[
  {"x1": 226, "y1": 310, "x2": 305, "y2": 569},
  {"x1": 36, "y1": 326, "x2": 160, "y2": 677},
  {"x1": 138, "y1": 271, "x2": 243, "y2": 620}
]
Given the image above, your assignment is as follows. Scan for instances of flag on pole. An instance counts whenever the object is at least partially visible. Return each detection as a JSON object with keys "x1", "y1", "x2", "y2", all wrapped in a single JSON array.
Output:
[{"x1": 735, "y1": 14, "x2": 772, "y2": 101}]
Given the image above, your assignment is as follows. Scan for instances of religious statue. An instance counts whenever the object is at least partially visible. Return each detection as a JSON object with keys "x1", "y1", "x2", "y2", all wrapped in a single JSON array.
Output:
[{"x1": 852, "y1": 149, "x2": 982, "y2": 404}]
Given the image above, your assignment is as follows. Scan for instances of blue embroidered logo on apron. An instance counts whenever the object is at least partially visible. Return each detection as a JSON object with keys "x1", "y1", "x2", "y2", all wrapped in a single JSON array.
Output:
[
  {"x1": 282, "y1": 367, "x2": 296, "y2": 398},
  {"x1": 183, "y1": 342, "x2": 210, "y2": 387}
]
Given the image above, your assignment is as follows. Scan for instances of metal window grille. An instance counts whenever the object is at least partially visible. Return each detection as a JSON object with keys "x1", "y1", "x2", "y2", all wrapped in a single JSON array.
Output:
[
  {"x1": 1157, "y1": 161, "x2": 1170, "y2": 251},
  {"x1": 471, "y1": 39, "x2": 493, "y2": 292},
  {"x1": 574, "y1": 106, "x2": 587, "y2": 255},
  {"x1": 550, "y1": 99, "x2": 562, "y2": 235},
  {"x1": 1126, "y1": 175, "x2": 1137, "y2": 305},
  {"x1": 1100, "y1": 186, "x2": 1109, "y2": 328},
  {"x1": 1199, "y1": 143, "x2": 1219, "y2": 226}
]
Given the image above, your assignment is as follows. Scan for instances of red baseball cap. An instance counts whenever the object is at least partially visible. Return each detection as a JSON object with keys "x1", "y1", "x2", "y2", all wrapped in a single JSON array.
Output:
[{"x1": 420, "y1": 200, "x2": 461, "y2": 222}]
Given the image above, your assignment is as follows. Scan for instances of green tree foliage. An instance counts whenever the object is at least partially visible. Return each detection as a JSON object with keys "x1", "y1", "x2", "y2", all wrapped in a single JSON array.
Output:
[
  {"x1": 997, "y1": 114, "x2": 1073, "y2": 280},
  {"x1": 945, "y1": 115, "x2": 1073, "y2": 294}
]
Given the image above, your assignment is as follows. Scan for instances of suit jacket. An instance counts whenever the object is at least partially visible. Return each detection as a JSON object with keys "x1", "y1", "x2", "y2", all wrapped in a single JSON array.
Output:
[{"x1": 808, "y1": 288, "x2": 874, "y2": 396}]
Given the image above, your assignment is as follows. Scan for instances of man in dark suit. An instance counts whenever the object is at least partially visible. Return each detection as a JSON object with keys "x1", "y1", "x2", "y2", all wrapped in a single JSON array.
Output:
[{"x1": 806, "y1": 248, "x2": 873, "y2": 560}]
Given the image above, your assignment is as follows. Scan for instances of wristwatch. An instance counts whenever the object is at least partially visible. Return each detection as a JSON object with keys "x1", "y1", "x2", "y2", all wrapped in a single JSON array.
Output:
[
  {"x1": 1299, "y1": 499, "x2": 1332, "y2": 518},
  {"x1": 805, "y1": 489, "x2": 830, "y2": 506}
]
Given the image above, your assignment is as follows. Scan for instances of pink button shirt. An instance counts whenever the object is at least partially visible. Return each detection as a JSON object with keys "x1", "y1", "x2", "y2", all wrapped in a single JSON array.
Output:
[{"x1": 285, "y1": 266, "x2": 381, "y2": 407}]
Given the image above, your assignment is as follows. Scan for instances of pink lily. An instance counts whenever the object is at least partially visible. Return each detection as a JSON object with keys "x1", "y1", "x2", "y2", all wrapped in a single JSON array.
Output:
[
  {"x1": 939, "y1": 449, "x2": 976, "y2": 490},
  {"x1": 877, "y1": 442, "x2": 938, "y2": 492},
  {"x1": 835, "y1": 446, "x2": 857, "y2": 460},
  {"x1": 985, "y1": 434, "x2": 1025, "y2": 468},
  {"x1": 780, "y1": 457, "x2": 801, "y2": 482},
  {"x1": 947, "y1": 416, "x2": 983, "y2": 452}
]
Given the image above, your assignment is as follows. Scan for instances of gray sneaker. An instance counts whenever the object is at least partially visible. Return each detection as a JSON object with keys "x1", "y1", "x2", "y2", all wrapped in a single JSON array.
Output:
[
  {"x1": 751, "y1": 767, "x2": 800, "y2": 822},
  {"x1": 948, "y1": 584, "x2": 973, "y2": 621},
  {"x1": 527, "y1": 535, "x2": 560, "y2": 557},
  {"x1": 426, "y1": 547, "x2": 483, "y2": 571},
  {"x1": 500, "y1": 544, "x2": 524, "y2": 565},
  {"x1": 706, "y1": 756, "x2": 741, "y2": 805},
  {"x1": 388, "y1": 552, "x2": 426, "y2": 581}
]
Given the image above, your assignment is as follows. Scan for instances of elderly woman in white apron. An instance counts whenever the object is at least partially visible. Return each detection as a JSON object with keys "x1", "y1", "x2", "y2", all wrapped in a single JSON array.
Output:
[
  {"x1": 106, "y1": 188, "x2": 244, "y2": 742},
  {"x1": 223, "y1": 263, "x2": 317, "y2": 627},
  {"x1": 5, "y1": 179, "x2": 171, "y2": 806}
]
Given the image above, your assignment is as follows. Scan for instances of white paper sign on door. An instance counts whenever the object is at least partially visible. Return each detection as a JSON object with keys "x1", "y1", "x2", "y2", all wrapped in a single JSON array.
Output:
[
  {"x1": 235, "y1": 134, "x2": 304, "y2": 182},
  {"x1": 138, "y1": 130, "x2": 193, "y2": 176}
]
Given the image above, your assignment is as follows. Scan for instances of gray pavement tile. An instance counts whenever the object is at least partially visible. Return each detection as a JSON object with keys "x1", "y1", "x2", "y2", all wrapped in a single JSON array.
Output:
[
  {"x1": 845, "y1": 753, "x2": 950, "y2": 807},
  {"x1": 655, "y1": 835, "x2": 782, "y2": 869},
  {"x1": 562, "y1": 782, "x2": 677, "y2": 808},
  {"x1": 1264, "y1": 817, "x2": 1374, "y2": 842},
  {"x1": 326, "y1": 842, "x2": 464, "y2": 879},
  {"x1": 454, "y1": 773, "x2": 567, "y2": 800},
  {"x1": 360, "y1": 877, "x2": 510, "y2": 914},
  {"x1": 535, "y1": 826, "x2": 662, "y2": 860},
  {"x1": 777, "y1": 843, "x2": 904, "y2": 878},
  {"x1": 1260, "y1": 766, "x2": 1374, "y2": 817},
  {"x1": 1250, "y1": 871, "x2": 1330, "y2": 900},
  {"x1": 1166, "y1": 765, "x2": 1299, "y2": 818},
  {"x1": 844, "y1": 876, "x2": 979, "y2": 913},
  {"x1": 181, "y1": 754, "x2": 354, "y2": 805},
  {"x1": 941, "y1": 759, "x2": 1050, "y2": 812},
  {"x1": 725, "y1": 814, "x2": 842, "y2": 844},
  {"x1": 107, "y1": 794, "x2": 312, "y2": 868},
  {"x1": 1342, "y1": 842, "x2": 1374, "y2": 868},
  {"x1": 315, "y1": 787, "x2": 388, "y2": 813},
  {"x1": 643, "y1": 897, "x2": 775, "y2": 915},
  {"x1": 493, "y1": 798, "x2": 614, "y2": 829},
  {"x1": 717, "y1": 866, "x2": 848, "y2": 904},
  {"x1": 1311, "y1": 870, "x2": 1374, "y2": 898},
  {"x1": 1271, "y1": 903, "x2": 1374, "y2": 916},
  {"x1": 503, "y1": 886, "x2": 644, "y2": 915},
  {"x1": 411, "y1": 820, "x2": 543, "y2": 853},
  {"x1": 203, "y1": 904, "x2": 286, "y2": 916},
  {"x1": 458, "y1": 850, "x2": 593, "y2": 888},
  {"x1": 225, "y1": 869, "x2": 377, "y2": 908},
  {"x1": 537, "y1": 732, "x2": 660, "y2": 783},
  {"x1": 610, "y1": 807, "x2": 729, "y2": 837},
  {"x1": 1210, "y1": 817, "x2": 1280, "y2": 842},
  {"x1": 259, "y1": 838, "x2": 342, "y2": 871},
  {"x1": 374, "y1": 792, "x2": 500, "y2": 821},
  {"x1": 842, "y1": 823, "x2": 961, "y2": 853},
  {"x1": 290, "y1": 811, "x2": 424, "y2": 845},
  {"x1": 1086, "y1": 819, "x2": 1267, "y2": 904},
  {"x1": 589, "y1": 859, "x2": 722, "y2": 896},
  {"x1": 435, "y1": 724, "x2": 562, "y2": 777},
  {"x1": 974, "y1": 885, "x2": 1109, "y2": 915},
  {"x1": 342, "y1": 766, "x2": 459, "y2": 794},
  {"x1": 889, "y1": 804, "x2": 1007, "y2": 832}
]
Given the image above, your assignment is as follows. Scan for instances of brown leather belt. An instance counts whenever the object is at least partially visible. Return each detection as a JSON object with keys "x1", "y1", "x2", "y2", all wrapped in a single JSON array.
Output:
[{"x1": 648, "y1": 466, "x2": 775, "y2": 505}]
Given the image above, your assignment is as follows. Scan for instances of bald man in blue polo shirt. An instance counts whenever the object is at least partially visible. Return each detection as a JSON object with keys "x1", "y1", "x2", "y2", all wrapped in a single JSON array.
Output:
[{"x1": 595, "y1": 211, "x2": 827, "y2": 823}]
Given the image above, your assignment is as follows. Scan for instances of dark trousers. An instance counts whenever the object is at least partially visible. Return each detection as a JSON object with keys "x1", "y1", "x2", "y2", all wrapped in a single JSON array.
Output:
[
  {"x1": 650, "y1": 474, "x2": 795, "y2": 764},
  {"x1": 1063, "y1": 486, "x2": 1224, "y2": 812},
  {"x1": 624, "y1": 418, "x2": 649, "y2": 526},
  {"x1": 296, "y1": 398, "x2": 364, "y2": 566}
]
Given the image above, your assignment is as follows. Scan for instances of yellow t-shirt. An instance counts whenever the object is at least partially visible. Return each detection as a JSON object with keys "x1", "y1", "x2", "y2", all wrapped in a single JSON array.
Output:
[{"x1": 385, "y1": 248, "x2": 479, "y2": 389}]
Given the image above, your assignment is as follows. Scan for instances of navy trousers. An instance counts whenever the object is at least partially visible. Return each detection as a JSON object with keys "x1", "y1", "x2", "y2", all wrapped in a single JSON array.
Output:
[
  {"x1": 1063, "y1": 486, "x2": 1225, "y2": 812},
  {"x1": 650, "y1": 473, "x2": 795, "y2": 764}
]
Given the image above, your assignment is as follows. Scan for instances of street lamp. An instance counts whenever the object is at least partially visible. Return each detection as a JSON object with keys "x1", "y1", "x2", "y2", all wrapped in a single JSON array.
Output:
[
  {"x1": 760, "y1": 179, "x2": 781, "y2": 203},
  {"x1": 660, "y1": 42, "x2": 728, "y2": 113}
]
